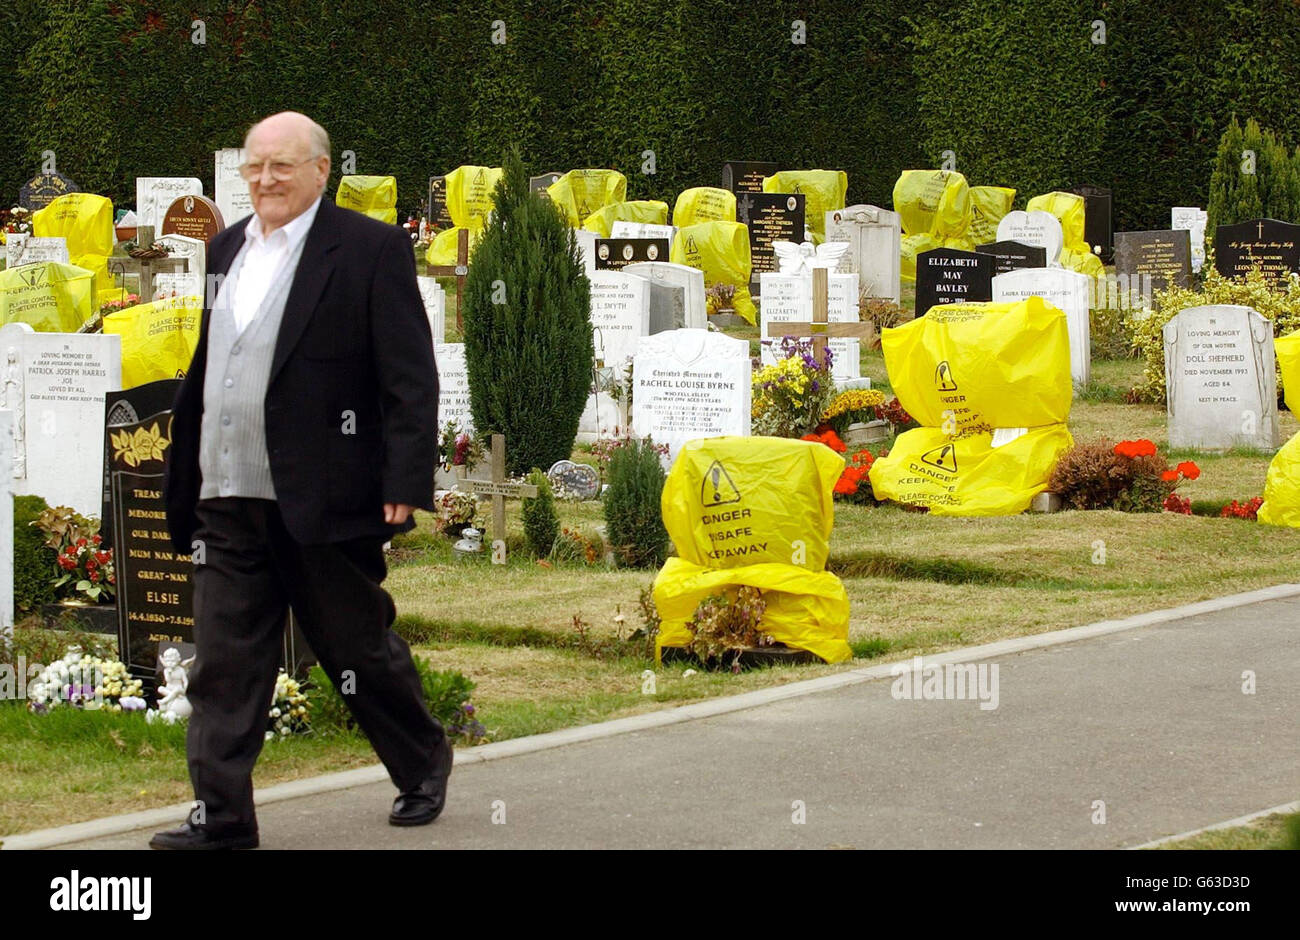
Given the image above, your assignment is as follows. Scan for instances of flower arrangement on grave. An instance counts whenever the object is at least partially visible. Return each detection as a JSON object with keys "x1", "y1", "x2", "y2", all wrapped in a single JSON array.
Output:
[
  {"x1": 1048, "y1": 439, "x2": 1200, "y2": 513},
  {"x1": 834, "y1": 449, "x2": 886, "y2": 504},
  {"x1": 445, "y1": 701, "x2": 488, "y2": 746},
  {"x1": 751, "y1": 337, "x2": 836, "y2": 438},
  {"x1": 97, "y1": 294, "x2": 140, "y2": 319},
  {"x1": 266, "y1": 669, "x2": 310, "y2": 739},
  {"x1": 686, "y1": 586, "x2": 775, "y2": 671},
  {"x1": 433, "y1": 490, "x2": 479, "y2": 536},
  {"x1": 589, "y1": 434, "x2": 670, "y2": 471},
  {"x1": 0, "y1": 206, "x2": 32, "y2": 242},
  {"x1": 878, "y1": 396, "x2": 915, "y2": 431},
  {"x1": 27, "y1": 649, "x2": 145, "y2": 714},
  {"x1": 706, "y1": 283, "x2": 736, "y2": 316},
  {"x1": 439, "y1": 420, "x2": 484, "y2": 470},
  {"x1": 33, "y1": 507, "x2": 115, "y2": 603},
  {"x1": 801, "y1": 428, "x2": 847, "y2": 453},
  {"x1": 819, "y1": 388, "x2": 887, "y2": 436},
  {"x1": 1221, "y1": 496, "x2": 1264, "y2": 520},
  {"x1": 551, "y1": 526, "x2": 602, "y2": 566}
]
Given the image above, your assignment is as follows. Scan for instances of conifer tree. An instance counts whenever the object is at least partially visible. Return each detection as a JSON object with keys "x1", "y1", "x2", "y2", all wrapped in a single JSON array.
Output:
[{"x1": 462, "y1": 149, "x2": 594, "y2": 475}]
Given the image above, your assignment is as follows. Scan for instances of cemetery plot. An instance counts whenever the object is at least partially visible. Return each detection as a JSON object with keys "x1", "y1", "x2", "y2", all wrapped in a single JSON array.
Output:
[
  {"x1": 759, "y1": 271, "x2": 863, "y2": 383},
  {"x1": 914, "y1": 249, "x2": 993, "y2": 317},
  {"x1": 824, "y1": 205, "x2": 901, "y2": 302},
  {"x1": 1113, "y1": 229, "x2": 1192, "y2": 292},
  {"x1": 992, "y1": 268, "x2": 1092, "y2": 387},
  {"x1": 588, "y1": 270, "x2": 651, "y2": 368},
  {"x1": 737, "y1": 192, "x2": 805, "y2": 287},
  {"x1": 1071, "y1": 184, "x2": 1113, "y2": 263},
  {"x1": 722, "y1": 161, "x2": 779, "y2": 194},
  {"x1": 1213, "y1": 218, "x2": 1300, "y2": 285},
  {"x1": 996, "y1": 210, "x2": 1063, "y2": 264},
  {"x1": 594, "y1": 237, "x2": 669, "y2": 270},
  {"x1": 976, "y1": 240, "x2": 1047, "y2": 276}
]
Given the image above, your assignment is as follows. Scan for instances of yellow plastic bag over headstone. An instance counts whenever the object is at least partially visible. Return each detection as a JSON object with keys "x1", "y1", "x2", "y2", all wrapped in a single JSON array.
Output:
[
  {"x1": 1258, "y1": 331, "x2": 1300, "y2": 527},
  {"x1": 445, "y1": 165, "x2": 503, "y2": 230},
  {"x1": 0, "y1": 261, "x2": 95, "y2": 332},
  {"x1": 671, "y1": 187, "x2": 736, "y2": 227},
  {"x1": 900, "y1": 233, "x2": 942, "y2": 282},
  {"x1": 546, "y1": 169, "x2": 627, "y2": 228},
  {"x1": 1058, "y1": 245, "x2": 1105, "y2": 278},
  {"x1": 881, "y1": 298, "x2": 1072, "y2": 434},
  {"x1": 581, "y1": 200, "x2": 670, "y2": 237},
  {"x1": 653, "y1": 436, "x2": 852, "y2": 664},
  {"x1": 892, "y1": 170, "x2": 970, "y2": 239},
  {"x1": 761, "y1": 170, "x2": 848, "y2": 242},
  {"x1": 969, "y1": 186, "x2": 1016, "y2": 245},
  {"x1": 32, "y1": 192, "x2": 115, "y2": 297},
  {"x1": 670, "y1": 221, "x2": 756, "y2": 324},
  {"x1": 1027, "y1": 192, "x2": 1088, "y2": 253},
  {"x1": 425, "y1": 226, "x2": 478, "y2": 268},
  {"x1": 103, "y1": 295, "x2": 202, "y2": 388},
  {"x1": 335, "y1": 175, "x2": 398, "y2": 224},
  {"x1": 869, "y1": 424, "x2": 1074, "y2": 516}
]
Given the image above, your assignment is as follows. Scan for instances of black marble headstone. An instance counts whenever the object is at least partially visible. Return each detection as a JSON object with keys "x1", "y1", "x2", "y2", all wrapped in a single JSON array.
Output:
[
  {"x1": 529, "y1": 172, "x2": 564, "y2": 193},
  {"x1": 594, "y1": 237, "x2": 670, "y2": 270},
  {"x1": 1071, "y1": 184, "x2": 1113, "y2": 263},
  {"x1": 426, "y1": 175, "x2": 453, "y2": 228},
  {"x1": 738, "y1": 191, "x2": 805, "y2": 291},
  {"x1": 914, "y1": 249, "x2": 994, "y2": 317},
  {"x1": 1113, "y1": 229, "x2": 1192, "y2": 292},
  {"x1": 722, "y1": 161, "x2": 779, "y2": 195},
  {"x1": 19, "y1": 172, "x2": 79, "y2": 210},
  {"x1": 1213, "y1": 218, "x2": 1300, "y2": 286},
  {"x1": 975, "y1": 240, "x2": 1048, "y2": 276}
]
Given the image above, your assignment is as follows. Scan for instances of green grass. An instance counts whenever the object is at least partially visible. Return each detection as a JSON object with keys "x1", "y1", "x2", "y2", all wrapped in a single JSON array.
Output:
[{"x1": 1150, "y1": 811, "x2": 1300, "y2": 850}]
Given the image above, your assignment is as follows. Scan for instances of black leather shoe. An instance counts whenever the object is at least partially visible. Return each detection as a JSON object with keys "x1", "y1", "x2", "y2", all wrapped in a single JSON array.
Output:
[
  {"x1": 389, "y1": 742, "x2": 454, "y2": 826},
  {"x1": 149, "y1": 820, "x2": 259, "y2": 851}
]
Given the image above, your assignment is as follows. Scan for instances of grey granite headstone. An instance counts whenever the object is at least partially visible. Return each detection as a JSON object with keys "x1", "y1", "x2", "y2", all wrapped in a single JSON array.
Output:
[{"x1": 1163, "y1": 305, "x2": 1278, "y2": 452}]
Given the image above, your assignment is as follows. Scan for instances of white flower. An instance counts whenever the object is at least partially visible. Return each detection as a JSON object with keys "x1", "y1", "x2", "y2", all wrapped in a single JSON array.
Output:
[
  {"x1": 270, "y1": 707, "x2": 281, "y2": 718},
  {"x1": 279, "y1": 726, "x2": 290, "y2": 736},
  {"x1": 683, "y1": 669, "x2": 697, "y2": 678},
  {"x1": 265, "y1": 731, "x2": 275, "y2": 741}
]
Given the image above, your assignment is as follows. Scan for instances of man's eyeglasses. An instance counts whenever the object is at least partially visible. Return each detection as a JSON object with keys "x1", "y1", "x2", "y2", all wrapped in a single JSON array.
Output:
[{"x1": 238, "y1": 157, "x2": 320, "y2": 182}]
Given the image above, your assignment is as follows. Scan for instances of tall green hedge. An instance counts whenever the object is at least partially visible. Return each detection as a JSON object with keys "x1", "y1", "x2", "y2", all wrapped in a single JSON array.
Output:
[{"x1": 6, "y1": 1, "x2": 1300, "y2": 230}]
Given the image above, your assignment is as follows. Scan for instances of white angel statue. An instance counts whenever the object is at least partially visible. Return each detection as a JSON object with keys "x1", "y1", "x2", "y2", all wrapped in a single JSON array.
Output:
[
  {"x1": 772, "y1": 239, "x2": 851, "y2": 276},
  {"x1": 149, "y1": 647, "x2": 196, "y2": 723}
]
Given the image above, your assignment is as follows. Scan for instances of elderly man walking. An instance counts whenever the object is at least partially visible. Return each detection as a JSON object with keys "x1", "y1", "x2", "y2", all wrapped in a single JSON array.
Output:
[{"x1": 154, "y1": 111, "x2": 450, "y2": 849}]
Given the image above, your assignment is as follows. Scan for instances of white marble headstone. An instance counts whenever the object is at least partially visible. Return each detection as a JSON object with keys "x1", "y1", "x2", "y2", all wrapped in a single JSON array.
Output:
[
  {"x1": 1171, "y1": 207, "x2": 1208, "y2": 275},
  {"x1": 0, "y1": 409, "x2": 12, "y2": 635},
  {"x1": 997, "y1": 210, "x2": 1064, "y2": 265},
  {"x1": 417, "y1": 276, "x2": 447, "y2": 344},
  {"x1": 992, "y1": 268, "x2": 1092, "y2": 387},
  {"x1": 152, "y1": 272, "x2": 203, "y2": 301},
  {"x1": 633, "y1": 329, "x2": 751, "y2": 460},
  {"x1": 135, "y1": 177, "x2": 204, "y2": 231},
  {"x1": 214, "y1": 148, "x2": 253, "y2": 226},
  {"x1": 6, "y1": 236, "x2": 69, "y2": 267},
  {"x1": 622, "y1": 261, "x2": 707, "y2": 329},
  {"x1": 155, "y1": 233, "x2": 206, "y2": 287},
  {"x1": 573, "y1": 229, "x2": 598, "y2": 274},
  {"x1": 588, "y1": 270, "x2": 651, "y2": 369},
  {"x1": 757, "y1": 271, "x2": 861, "y2": 384},
  {"x1": 0, "y1": 323, "x2": 122, "y2": 516},
  {"x1": 824, "y1": 205, "x2": 901, "y2": 303},
  {"x1": 435, "y1": 342, "x2": 472, "y2": 433},
  {"x1": 1163, "y1": 305, "x2": 1279, "y2": 452},
  {"x1": 610, "y1": 221, "x2": 676, "y2": 241}
]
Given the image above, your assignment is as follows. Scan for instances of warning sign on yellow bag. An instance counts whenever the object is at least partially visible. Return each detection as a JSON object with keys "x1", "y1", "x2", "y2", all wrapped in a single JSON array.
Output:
[
  {"x1": 881, "y1": 298, "x2": 1072, "y2": 434},
  {"x1": 893, "y1": 170, "x2": 971, "y2": 239},
  {"x1": 581, "y1": 200, "x2": 670, "y2": 236},
  {"x1": 32, "y1": 192, "x2": 115, "y2": 298},
  {"x1": 0, "y1": 260, "x2": 96, "y2": 332},
  {"x1": 670, "y1": 220, "x2": 757, "y2": 324},
  {"x1": 672, "y1": 187, "x2": 736, "y2": 227},
  {"x1": 445, "y1": 165, "x2": 503, "y2": 230},
  {"x1": 653, "y1": 436, "x2": 851, "y2": 664},
  {"x1": 969, "y1": 186, "x2": 1016, "y2": 245},
  {"x1": 102, "y1": 295, "x2": 201, "y2": 388},
  {"x1": 868, "y1": 424, "x2": 1074, "y2": 516},
  {"x1": 546, "y1": 169, "x2": 627, "y2": 228},
  {"x1": 1257, "y1": 331, "x2": 1300, "y2": 527},
  {"x1": 335, "y1": 175, "x2": 398, "y2": 224},
  {"x1": 761, "y1": 170, "x2": 847, "y2": 242}
]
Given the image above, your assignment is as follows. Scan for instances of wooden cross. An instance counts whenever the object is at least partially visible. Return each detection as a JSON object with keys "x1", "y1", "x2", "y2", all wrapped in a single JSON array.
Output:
[
  {"x1": 425, "y1": 227, "x2": 470, "y2": 331},
  {"x1": 463, "y1": 433, "x2": 538, "y2": 564},
  {"x1": 780, "y1": 267, "x2": 878, "y2": 368}
]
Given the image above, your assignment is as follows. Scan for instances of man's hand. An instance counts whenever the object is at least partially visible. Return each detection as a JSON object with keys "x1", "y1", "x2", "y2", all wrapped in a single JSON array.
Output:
[{"x1": 384, "y1": 503, "x2": 415, "y2": 525}]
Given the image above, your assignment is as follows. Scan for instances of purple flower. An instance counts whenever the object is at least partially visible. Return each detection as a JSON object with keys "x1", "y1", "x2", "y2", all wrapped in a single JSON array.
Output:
[
  {"x1": 810, "y1": 380, "x2": 820, "y2": 393},
  {"x1": 463, "y1": 703, "x2": 475, "y2": 716}
]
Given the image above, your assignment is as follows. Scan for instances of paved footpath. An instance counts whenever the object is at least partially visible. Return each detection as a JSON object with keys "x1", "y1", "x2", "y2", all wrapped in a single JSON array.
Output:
[{"x1": 26, "y1": 588, "x2": 1300, "y2": 850}]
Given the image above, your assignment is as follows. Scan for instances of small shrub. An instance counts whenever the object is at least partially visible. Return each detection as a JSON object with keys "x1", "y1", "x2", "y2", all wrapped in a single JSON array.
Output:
[
  {"x1": 521, "y1": 468, "x2": 559, "y2": 557},
  {"x1": 687, "y1": 586, "x2": 773, "y2": 666},
  {"x1": 307, "y1": 659, "x2": 478, "y2": 736},
  {"x1": 1048, "y1": 439, "x2": 1192, "y2": 513},
  {"x1": 1089, "y1": 305, "x2": 1138, "y2": 360},
  {"x1": 603, "y1": 437, "x2": 669, "y2": 568},
  {"x1": 13, "y1": 495, "x2": 55, "y2": 613},
  {"x1": 550, "y1": 526, "x2": 601, "y2": 566},
  {"x1": 1220, "y1": 497, "x2": 1264, "y2": 520}
]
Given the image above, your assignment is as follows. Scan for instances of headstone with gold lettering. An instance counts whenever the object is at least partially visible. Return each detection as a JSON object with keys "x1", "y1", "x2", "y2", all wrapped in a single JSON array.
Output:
[
  {"x1": 1213, "y1": 218, "x2": 1300, "y2": 286},
  {"x1": 19, "y1": 172, "x2": 79, "y2": 211},
  {"x1": 160, "y1": 195, "x2": 225, "y2": 244}
]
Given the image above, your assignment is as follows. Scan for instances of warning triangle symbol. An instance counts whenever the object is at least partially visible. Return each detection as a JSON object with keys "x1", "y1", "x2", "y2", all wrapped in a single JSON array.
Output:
[
  {"x1": 920, "y1": 443, "x2": 958, "y2": 473},
  {"x1": 685, "y1": 235, "x2": 698, "y2": 254},
  {"x1": 935, "y1": 360, "x2": 958, "y2": 391},
  {"x1": 701, "y1": 460, "x2": 742, "y2": 507}
]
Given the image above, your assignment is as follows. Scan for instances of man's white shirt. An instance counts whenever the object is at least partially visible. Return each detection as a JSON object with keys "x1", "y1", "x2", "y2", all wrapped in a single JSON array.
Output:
[{"x1": 226, "y1": 196, "x2": 322, "y2": 334}]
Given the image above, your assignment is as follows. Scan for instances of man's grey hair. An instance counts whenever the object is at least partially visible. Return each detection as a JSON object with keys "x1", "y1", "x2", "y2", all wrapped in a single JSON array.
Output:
[{"x1": 243, "y1": 112, "x2": 331, "y2": 159}]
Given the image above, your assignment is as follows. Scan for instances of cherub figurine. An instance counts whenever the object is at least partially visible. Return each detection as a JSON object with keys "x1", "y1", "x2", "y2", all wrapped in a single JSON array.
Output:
[{"x1": 155, "y1": 647, "x2": 196, "y2": 720}]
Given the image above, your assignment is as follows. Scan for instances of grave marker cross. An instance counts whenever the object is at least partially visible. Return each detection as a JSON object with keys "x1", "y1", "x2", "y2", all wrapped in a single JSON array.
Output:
[
  {"x1": 464, "y1": 433, "x2": 539, "y2": 563},
  {"x1": 425, "y1": 228, "x2": 470, "y2": 330},
  {"x1": 778, "y1": 267, "x2": 878, "y2": 368}
]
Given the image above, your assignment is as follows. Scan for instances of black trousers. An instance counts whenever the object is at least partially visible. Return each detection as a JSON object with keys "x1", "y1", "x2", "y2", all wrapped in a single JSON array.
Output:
[{"x1": 187, "y1": 497, "x2": 443, "y2": 833}]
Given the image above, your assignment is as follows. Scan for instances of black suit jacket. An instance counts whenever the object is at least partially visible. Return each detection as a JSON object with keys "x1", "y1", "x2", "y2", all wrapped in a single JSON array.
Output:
[{"x1": 164, "y1": 198, "x2": 439, "y2": 552}]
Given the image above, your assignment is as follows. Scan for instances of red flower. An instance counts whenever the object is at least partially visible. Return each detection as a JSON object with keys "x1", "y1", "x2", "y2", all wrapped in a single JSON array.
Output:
[
  {"x1": 801, "y1": 430, "x2": 847, "y2": 454},
  {"x1": 94, "y1": 551, "x2": 111, "y2": 565},
  {"x1": 75, "y1": 537, "x2": 87, "y2": 548},
  {"x1": 92, "y1": 534, "x2": 102, "y2": 545},
  {"x1": 89, "y1": 571, "x2": 100, "y2": 582},
  {"x1": 1115, "y1": 439, "x2": 1157, "y2": 459},
  {"x1": 86, "y1": 559, "x2": 97, "y2": 571},
  {"x1": 1161, "y1": 470, "x2": 1178, "y2": 481},
  {"x1": 1163, "y1": 493, "x2": 1191, "y2": 514},
  {"x1": 1176, "y1": 461, "x2": 1200, "y2": 481}
]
